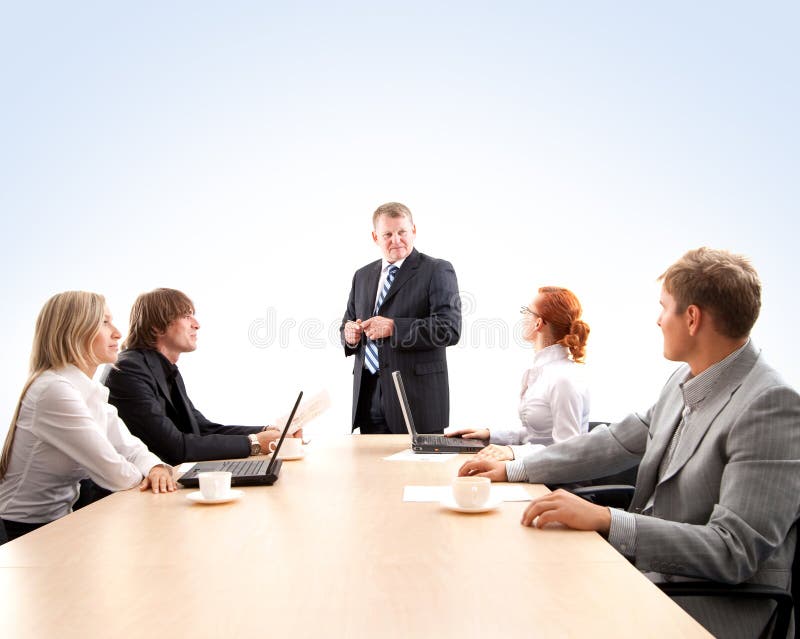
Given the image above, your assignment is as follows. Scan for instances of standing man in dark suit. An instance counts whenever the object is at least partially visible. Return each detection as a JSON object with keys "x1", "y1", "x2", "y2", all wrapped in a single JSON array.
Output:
[
  {"x1": 341, "y1": 202, "x2": 461, "y2": 434},
  {"x1": 104, "y1": 289, "x2": 296, "y2": 465}
]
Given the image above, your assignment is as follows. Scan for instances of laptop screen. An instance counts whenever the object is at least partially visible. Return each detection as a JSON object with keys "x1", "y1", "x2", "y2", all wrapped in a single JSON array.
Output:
[
  {"x1": 391, "y1": 371, "x2": 418, "y2": 438},
  {"x1": 266, "y1": 391, "x2": 303, "y2": 471}
]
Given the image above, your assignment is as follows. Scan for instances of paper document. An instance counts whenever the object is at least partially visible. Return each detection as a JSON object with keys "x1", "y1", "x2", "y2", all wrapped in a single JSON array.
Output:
[
  {"x1": 403, "y1": 484, "x2": 533, "y2": 502},
  {"x1": 275, "y1": 389, "x2": 330, "y2": 434},
  {"x1": 383, "y1": 449, "x2": 457, "y2": 462}
]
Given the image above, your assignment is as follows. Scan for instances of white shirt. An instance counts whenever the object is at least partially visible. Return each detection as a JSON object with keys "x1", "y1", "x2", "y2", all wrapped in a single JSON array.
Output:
[
  {"x1": 0, "y1": 365, "x2": 163, "y2": 524},
  {"x1": 373, "y1": 257, "x2": 406, "y2": 311},
  {"x1": 490, "y1": 344, "x2": 590, "y2": 458}
]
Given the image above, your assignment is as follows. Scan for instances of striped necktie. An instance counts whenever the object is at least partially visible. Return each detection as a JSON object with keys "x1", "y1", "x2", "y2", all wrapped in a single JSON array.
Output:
[{"x1": 364, "y1": 265, "x2": 399, "y2": 374}]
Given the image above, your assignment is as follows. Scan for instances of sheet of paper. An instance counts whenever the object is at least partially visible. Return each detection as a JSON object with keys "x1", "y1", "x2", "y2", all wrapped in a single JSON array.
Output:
[
  {"x1": 383, "y1": 449, "x2": 457, "y2": 462},
  {"x1": 402, "y1": 484, "x2": 534, "y2": 502},
  {"x1": 274, "y1": 389, "x2": 331, "y2": 434}
]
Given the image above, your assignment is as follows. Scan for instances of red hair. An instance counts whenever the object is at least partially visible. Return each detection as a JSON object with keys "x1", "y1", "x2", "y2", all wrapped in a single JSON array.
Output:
[{"x1": 536, "y1": 286, "x2": 590, "y2": 363}]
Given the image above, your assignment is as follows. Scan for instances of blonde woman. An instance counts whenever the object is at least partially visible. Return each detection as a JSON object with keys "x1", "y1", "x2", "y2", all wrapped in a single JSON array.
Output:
[
  {"x1": 448, "y1": 286, "x2": 591, "y2": 460},
  {"x1": 0, "y1": 291, "x2": 175, "y2": 542}
]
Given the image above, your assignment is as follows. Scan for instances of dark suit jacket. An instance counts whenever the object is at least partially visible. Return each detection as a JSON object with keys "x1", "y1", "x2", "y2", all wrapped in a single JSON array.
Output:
[
  {"x1": 103, "y1": 349, "x2": 261, "y2": 465},
  {"x1": 340, "y1": 248, "x2": 461, "y2": 434}
]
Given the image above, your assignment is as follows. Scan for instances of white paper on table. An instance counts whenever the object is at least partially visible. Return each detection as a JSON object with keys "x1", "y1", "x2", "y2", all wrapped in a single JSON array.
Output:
[
  {"x1": 403, "y1": 484, "x2": 534, "y2": 503},
  {"x1": 383, "y1": 449, "x2": 457, "y2": 462}
]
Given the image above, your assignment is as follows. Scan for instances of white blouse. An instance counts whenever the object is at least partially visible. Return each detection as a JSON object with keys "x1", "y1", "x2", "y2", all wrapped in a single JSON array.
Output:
[
  {"x1": 490, "y1": 345, "x2": 590, "y2": 458},
  {"x1": 0, "y1": 365, "x2": 163, "y2": 524}
]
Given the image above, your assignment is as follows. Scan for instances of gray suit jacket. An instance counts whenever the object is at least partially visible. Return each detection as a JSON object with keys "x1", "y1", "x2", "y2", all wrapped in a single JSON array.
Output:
[{"x1": 519, "y1": 341, "x2": 800, "y2": 638}]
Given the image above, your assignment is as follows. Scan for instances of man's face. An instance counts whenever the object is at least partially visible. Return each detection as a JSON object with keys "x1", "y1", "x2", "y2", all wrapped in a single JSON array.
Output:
[
  {"x1": 161, "y1": 313, "x2": 200, "y2": 355},
  {"x1": 657, "y1": 288, "x2": 692, "y2": 362},
  {"x1": 372, "y1": 214, "x2": 416, "y2": 263}
]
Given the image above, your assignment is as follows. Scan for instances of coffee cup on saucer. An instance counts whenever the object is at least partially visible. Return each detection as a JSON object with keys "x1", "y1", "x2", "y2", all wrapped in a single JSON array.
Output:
[
  {"x1": 451, "y1": 476, "x2": 491, "y2": 509},
  {"x1": 198, "y1": 471, "x2": 232, "y2": 500},
  {"x1": 269, "y1": 437, "x2": 304, "y2": 459}
]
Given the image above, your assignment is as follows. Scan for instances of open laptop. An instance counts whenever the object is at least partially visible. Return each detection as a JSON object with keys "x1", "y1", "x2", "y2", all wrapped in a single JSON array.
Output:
[
  {"x1": 178, "y1": 391, "x2": 303, "y2": 488},
  {"x1": 391, "y1": 371, "x2": 486, "y2": 454}
]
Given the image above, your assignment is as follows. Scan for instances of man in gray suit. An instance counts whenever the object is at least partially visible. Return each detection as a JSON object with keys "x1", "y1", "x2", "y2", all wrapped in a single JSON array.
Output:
[
  {"x1": 459, "y1": 247, "x2": 800, "y2": 638},
  {"x1": 341, "y1": 202, "x2": 461, "y2": 434}
]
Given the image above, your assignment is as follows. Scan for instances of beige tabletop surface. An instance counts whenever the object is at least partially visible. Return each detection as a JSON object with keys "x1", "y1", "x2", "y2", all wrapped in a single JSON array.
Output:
[{"x1": 0, "y1": 435, "x2": 711, "y2": 638}]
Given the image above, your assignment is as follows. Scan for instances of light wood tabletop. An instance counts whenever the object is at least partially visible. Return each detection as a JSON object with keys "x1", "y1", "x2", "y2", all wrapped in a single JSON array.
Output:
[{"x1": 0, "y1": 435, "x2": 710, "y2": 638}]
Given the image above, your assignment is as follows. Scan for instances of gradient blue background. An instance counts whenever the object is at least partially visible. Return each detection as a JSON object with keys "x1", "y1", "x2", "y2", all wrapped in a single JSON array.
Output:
[{"x1": 1, "y1": 2, "x2": 797, "y2": 440}]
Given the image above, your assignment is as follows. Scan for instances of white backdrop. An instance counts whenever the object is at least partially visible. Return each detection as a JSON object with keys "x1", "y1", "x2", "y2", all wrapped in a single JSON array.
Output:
[{"x1": 1, "y1": 2, "x2": 798, "y2": 442}]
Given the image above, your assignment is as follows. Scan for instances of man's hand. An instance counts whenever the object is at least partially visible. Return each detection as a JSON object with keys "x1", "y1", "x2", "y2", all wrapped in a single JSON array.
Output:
[
  {"x1": 476, "y1": 444, "x2": 514, "y2": 461},
  {"x1": 344, "y1": 320, "x2": 364, "y2": 346},
  {"x1": 257, "y1": 428, "x2": 304, "y2": 450},
  {"x1": 520, "y1": 489, "x2": 611, "y2": 533},
  {"x1": 457, "y1": 458, "x2": 508, "y2": 482},
  {"x1": 139, "y1": 464, "x2": 177, "y2": 494},
  {"x1": 361, "y1": 316, "x2": 395, "y2": 340},
  {"x1": 446, "y1": 428, "x2": 490, "y2": 440}
]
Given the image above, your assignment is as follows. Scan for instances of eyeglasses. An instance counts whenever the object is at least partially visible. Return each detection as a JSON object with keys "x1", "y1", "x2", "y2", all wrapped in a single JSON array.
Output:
[{"x1": 520, "y1": 305, "x2": 540, "y2": 319}]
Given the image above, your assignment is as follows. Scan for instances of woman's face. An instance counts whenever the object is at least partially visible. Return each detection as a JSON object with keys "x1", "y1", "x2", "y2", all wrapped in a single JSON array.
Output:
[
  {"x1": 522, "y1": 295, "x2": 544, "y2": 342},
  {"x1": 90, "y1": 306, "x2": 122, "y2": 365}
]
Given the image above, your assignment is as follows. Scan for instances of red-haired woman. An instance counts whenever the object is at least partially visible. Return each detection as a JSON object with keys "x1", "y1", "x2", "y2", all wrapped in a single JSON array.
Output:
[{"x1": 448, "y1": 286, "x2": 591, "y2": 461}]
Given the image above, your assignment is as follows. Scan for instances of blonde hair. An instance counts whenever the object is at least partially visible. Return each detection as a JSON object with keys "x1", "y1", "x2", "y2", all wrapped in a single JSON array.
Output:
[
  {"x1": 372, "y1": 202, "x2": 414, "y2": 228},
  {"x1": 0, "y1": 291, "x2": 106, "y2": 478}
]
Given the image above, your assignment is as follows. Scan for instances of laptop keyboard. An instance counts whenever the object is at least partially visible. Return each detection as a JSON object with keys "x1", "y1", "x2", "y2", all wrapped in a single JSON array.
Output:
[
  {"x1": 216, "y1": 460, "x2": 268, "y2": 475},
  {"x1": 419, "y1": 434, "x2": 482, "y2": 448}
]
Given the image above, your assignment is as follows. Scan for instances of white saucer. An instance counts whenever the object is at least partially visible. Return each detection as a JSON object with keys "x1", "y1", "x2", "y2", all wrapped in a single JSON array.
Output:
[
  {"x1": 440, "y1": 494, "x2": 503, "y2": 513},
  {"x1": 186, "y1": 489, "x2": 244, "y2": 505}
]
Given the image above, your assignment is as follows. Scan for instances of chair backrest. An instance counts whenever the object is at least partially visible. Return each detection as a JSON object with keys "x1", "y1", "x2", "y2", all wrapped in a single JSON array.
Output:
[{"x1": 588, "y1": 421, "x2": 639, "y2": 487}]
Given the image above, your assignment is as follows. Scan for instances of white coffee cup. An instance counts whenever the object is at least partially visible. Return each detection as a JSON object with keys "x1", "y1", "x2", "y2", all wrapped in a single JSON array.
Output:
[
  {"x1": 269, "y1": 437, "x2": 303, "y2": 458},
  {"x1": 452, "y1": 476, "x2": 491, "y2": 509},
  {"x1": 198, "y1": 471, "x2": 232, "y2": 500}
]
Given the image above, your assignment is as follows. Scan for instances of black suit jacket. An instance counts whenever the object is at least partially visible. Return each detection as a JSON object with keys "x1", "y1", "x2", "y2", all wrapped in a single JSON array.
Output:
[
  {"x1": 340, "y1": 248, "x2": 461, "y2": 433},
  {"x1": 103, "y1": 349, "x2": 261, "y2": 465}
]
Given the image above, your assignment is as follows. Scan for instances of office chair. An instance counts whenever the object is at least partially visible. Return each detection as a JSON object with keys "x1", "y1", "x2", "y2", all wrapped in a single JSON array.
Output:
[
  {"x1": 563, "y1": 422, "x2": 638, "y2": 510},
  {"x1": 653, "y1": 525, "x2": 798, "y2": 639}
]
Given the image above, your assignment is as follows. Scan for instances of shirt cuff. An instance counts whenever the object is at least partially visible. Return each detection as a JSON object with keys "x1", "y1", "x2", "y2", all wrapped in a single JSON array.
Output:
[
  {"x1": 607, "y1": 508, "x2": 636, "y2": 559},
  {"x1": 505, "y1": 460, "x2": 528, "y2": 483}
]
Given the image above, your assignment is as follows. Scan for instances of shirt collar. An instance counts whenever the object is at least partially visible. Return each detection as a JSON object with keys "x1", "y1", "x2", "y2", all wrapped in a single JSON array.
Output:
[
  {"x1": 680, "y1": 338, "x2": 750, "y2": 409},
  {"x1": 381, "y1": 258, "x2": 405, "y2": 273},
  {"x1": 56, "y1": 364, "x2": 109, "y2": 402},
  {"x1": 154, "y1": 350, "x2": 179, "y2": 382},
  {"x1": 532, "y1": 344, "x2": 570, "y2": 368}
]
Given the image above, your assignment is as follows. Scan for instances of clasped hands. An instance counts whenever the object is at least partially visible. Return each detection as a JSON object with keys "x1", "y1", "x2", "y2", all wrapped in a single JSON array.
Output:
[
  {"x1": 457, "y1": 457, "x2": 611, "y2": 534},
  {"x1": 344, "y1": 317, "x2": 395, "y2": 344}
]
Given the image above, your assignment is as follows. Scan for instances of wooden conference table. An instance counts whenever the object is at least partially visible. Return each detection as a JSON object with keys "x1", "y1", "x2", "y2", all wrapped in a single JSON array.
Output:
[{"x1": 0, "y1": 435, "x2": 710, "y2": 638}]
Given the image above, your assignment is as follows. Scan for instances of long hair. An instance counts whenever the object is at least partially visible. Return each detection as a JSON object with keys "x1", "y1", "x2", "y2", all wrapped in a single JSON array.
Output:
[
  {"x1": 0, "y1": 291, "x2": 105, "y2": 478},
  {"x1": 536, "y1": 286, "x2": 590, "y2": 363},
  {"x1": 123, "y1": 288, "x2": 194, "y2": 350}
]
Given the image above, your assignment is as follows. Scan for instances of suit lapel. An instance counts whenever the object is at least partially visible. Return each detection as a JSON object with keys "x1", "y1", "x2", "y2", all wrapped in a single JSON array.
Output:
[
  {"x1": 632, "y1": 386, "x2": 685, "y2": 508},
  {"x1": 380, "y1": 248, "x2": 420, "y2": 310},
  {"x1": 144, "y1": 350, "x2": 175, "y2": 410},
  {"x1": 174, "y1": 371, "x2": 201, "y2": 435},
  {"x1": 361, "y1": 261, "x2": 382, "y2": 318},
  {"x1": 658, "y1": 342, "x2": 759, "y2": 485}
]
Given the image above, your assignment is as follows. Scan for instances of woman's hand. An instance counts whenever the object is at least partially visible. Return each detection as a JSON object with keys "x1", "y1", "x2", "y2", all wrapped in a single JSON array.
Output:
[
  {"x1": 476, "y1": 444, "x2": 514, "y2": 461},
  {"x1": 139, "y1": 464, "x2": 177, "y2": 494}
]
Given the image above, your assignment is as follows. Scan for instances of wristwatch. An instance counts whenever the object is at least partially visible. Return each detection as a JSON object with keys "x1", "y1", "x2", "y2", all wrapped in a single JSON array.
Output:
[{"x1": 248, "y1": 434, "x2": 261, "y2": 456}]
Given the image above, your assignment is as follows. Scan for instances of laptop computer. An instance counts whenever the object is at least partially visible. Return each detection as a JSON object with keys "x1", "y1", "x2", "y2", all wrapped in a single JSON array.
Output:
[
  {"x1": 391, "y1": 371, "x2": 486, "y2": 454},
  {"x1": 178, "y1": 391, "x2": 303, "y2": 488}
]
